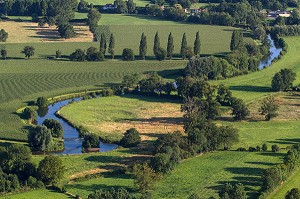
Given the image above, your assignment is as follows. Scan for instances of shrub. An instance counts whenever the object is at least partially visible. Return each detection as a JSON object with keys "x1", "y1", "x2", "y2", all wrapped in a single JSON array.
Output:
[
  {"x1": 237, "y1": 147, "x2": 247, "y2": 151},
  {"x1": 272, "y1": 68, "x2": 296, "y2": 91},
  {"x1": 0, "y1": 29, "x2": 8, "y2": 42},
  {"x1": 285, "y1": 188, "x2": 300, "y2": 199},
  {"x1": 122, "y1": 48, "x2": 135, "y2": 61},
  {"x1": 22, "y1": 107, "x2": 36, "y2": 121},
  {"x1": 55, "y1": 50, "x2": 61, "y2": 58},
  {"x1": 248, "y1": 147, "x2": 256, "y2": 152},
  {"x1": 42, "y1": 119, "x2": 64, "y2": 138},
  {"x1": 272, "y1": 144, "x2": 280, "y2": 152},
  {"x1": 70, "y1": 49, "x2": 86, "y2": 61},
  {"x1": 120, "y1": 128, "x2": 141, "y2": 147},
  {"x1": 262, "y1": 143, "x2": 268, "y2": 152},
  {"x1": 82, "y1": 133, "x2": 100, "y2": 148}
]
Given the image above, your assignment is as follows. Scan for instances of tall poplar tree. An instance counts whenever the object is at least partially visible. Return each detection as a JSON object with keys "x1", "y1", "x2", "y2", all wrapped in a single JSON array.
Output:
[
  {"x1": 100, "y1": 33, "x2": 107, "y2": 54},
  {"x1": 194, "y1": 31, "x2": 201, "y2": 55},
  {"x1": 230, "y1": 30, "x2": 243, "y2": 51},
  {"x1": 139, "y1": 33, "x2": 147, "y2": 60},
  {"x1": 153, "y1": 31, "x2": 160, "y2": 57},
  {"x1": 180, "y1": 33, "x2": 187, "y2": 59},
  {"x1": 167, "y1": 32, "x2": 174, "y2": 59},
  {"x1": 108, "y1": 33, "x2": 115, "y2": 59}
]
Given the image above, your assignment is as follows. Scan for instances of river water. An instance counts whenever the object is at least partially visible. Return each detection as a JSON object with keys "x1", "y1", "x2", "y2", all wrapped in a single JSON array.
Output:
[
  {"x1": 36, "y1": 98, "x2": 118, "y2": 155},
  {"x1": 258, "y1": 35, "x2": 282, "y2": 70}
]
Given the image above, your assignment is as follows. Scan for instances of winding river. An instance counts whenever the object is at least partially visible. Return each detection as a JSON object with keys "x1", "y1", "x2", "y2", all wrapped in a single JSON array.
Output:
[
  {"x1": 36, "y1": 98, "x2": 118, "y2": 155},
  {"x1": 35, "y1": 35, "x2": 281, "y2": 155}
]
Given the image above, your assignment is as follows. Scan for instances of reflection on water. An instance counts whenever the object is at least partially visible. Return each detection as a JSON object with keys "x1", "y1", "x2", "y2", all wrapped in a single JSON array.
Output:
[
  {"x1": 36, "y1": 97, "x2": 118, "y2": 155},
  {"x1": 258, "y1": 35, "x2": 282, "y2": 70}
]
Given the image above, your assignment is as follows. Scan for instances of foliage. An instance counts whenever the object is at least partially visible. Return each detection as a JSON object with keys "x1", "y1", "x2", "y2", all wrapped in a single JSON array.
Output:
[
  {"x1": 37, "y1": 155, "x2": 65, "y2": 185},
  {"x1": 139, "y1": 32, "x2": 147, "y2": 60},
  {"x1": 231, "y1": 98, "x2": 250, "y2": 120},
  {"x1": 259, "y1": 96, "x2": 279, "y2": 121},
  {"x1": 122, "y1": 73, "x2": 140, "y2": 88},
  {"x1": 88, "y1": 188, "x2": 134, "y2": 199},
  {"x1": 22, "y1": 107, "x2": 37, "y2": 122},
  {"x1": 120, "y1": 128, "x2": 141, "y2": 147},
  {"x1": 82, "y1": 133, "x2": 100, "y2": 148},
  {"x1": 1, "y1": 49, "x2": 7, "y2": 60},
  {"x1": 219, "y1": 182, "x2": 246, "y2": 199},
  {"x1": 180, "y1": 33, "x2": 187, "y2": 59},
  {"x1": 166, "y1": 32, "x2": 174, "y2": 59},
  {"x1": 86, "y1": 47, "x2": 104, "y2": 61},
  {"x1": 138, "y1": 72, "x2": 163, "y2": 94},
  {"x1": 272, "y1": 68, "x2": 296, "y2": 91},
  {"x1": 194, "y1": 31, "x2": 200, "y2": 55},
  {"x1": 87, "y1": 9, "x2": 101, "y2": 33},
  {"x1": 99, "y1": 33, "x2": 107, "y2": 54},
  {"x1": 36, "y1": 96, "x2": 48, "y2": 107},
  {"x1": 262, "y1": 143, "x2": 268, "y2": 152},
  {"x1": 153, "y1": 31, "x2": 160, "y2": 57},
  {"x1": 21, "y1": 46, "x2": 35, "y2": 59},
  {"x1": 57, "y1": 23, "x2": 76, "y2": 39},
  {"x1": 155, "y1": 47, "x2": 167, "y2": 61},
  {"x1": 285, "y1": 188, "x2": 300, "y2": 199},
  {"x1": 230, "y1": 30, "x2": 243, "y2": 51},
  {"x1": 122, "y1": 48, "x2": 135, "y2": 61},
  {"x1": 70, "y1": 49, "x2": 86, "y2": 61},
  {"x1": 108, "y1": 33, "x2": 115, "y2": 59},
  {"x1": 56, "y1": 50, "x2": 62, "y2": 58},
  {"x1": 271, "y1": 144, "x2": 280, "y2": 153},
  {"x1": 42, "y1": 119, "x2": 64, "y2": 138},
  {"x1": 0, "y1": 29, "x2": 8, "y2": 42},
  {"x1": 28, "y1": 126, "x2": 52, "y2": 152},
  {"x1": 132, "y1": 163, "x2": 161, "y2": 191}
]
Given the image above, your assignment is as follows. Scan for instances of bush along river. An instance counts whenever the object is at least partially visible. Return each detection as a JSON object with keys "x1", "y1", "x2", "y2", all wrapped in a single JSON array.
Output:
[
  {"x1": 36, "y1": 97, "x2": 118, "y2": 155},
  {"x1": 258, "y1": 34, "x2": 282, "y2": 70}
]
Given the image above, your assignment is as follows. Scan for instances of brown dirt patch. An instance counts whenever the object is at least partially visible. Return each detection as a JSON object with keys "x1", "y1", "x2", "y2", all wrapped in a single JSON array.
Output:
[
  {"x1": 0, "y1": 20, "x2": 93, "y2": 43},
  {"x1": 68, "y1": 168, "x2": 109, "y2": 180}
]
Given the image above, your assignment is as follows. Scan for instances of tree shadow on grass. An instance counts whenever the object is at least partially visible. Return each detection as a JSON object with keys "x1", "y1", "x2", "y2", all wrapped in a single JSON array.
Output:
[
  {"x1": 229, "y1": 85, "x2": 272, "y2": 93},
  {"x1": 245, "y1": 161, "x2": 275, "y2": 166},
  {"x1": 258, "y1": 152, "x2": 286, "y2": 158}
]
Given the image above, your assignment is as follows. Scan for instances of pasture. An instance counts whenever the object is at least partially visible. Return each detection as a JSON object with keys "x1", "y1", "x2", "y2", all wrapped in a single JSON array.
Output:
[
  {"x1": 0, "y1": 190, "x2": 70, "y2": 199},
  {"x1": 58, "y1": 95, "x2": 183, "y2": 142}
]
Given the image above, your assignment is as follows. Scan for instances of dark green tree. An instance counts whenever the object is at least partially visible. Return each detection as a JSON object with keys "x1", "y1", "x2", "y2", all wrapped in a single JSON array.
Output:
[
  {"x1": 37, "y1": 155, "x2": 64, "y2": 185},
  {"x1": 82, "y1": 133, "x2": 100, "y2": 148},
  {"x1": 21, "y1": 46, "x2": 35, "y2": 59},
  {"x1": 108, "y1": 33, "x2": 115, "y2": 59},
  {"x1": 36, "y1": 96, "x2": 48, "y2": 107},
  {"x1": 153, "y1": 31, "x2": 160, "y2": 57},
  {"x1": 155, "y1": 47, "x2": 167, "y2": 61},
  {"x1": 1, "y1": 49, "x2": 7, "y2": 60},
  {"x1": 55, "y1": 50, "x2": 61, "y2": 58},
  {"x1": 219, "y1": 126, "x2": 239, "y2": 150},
  {"x1": 139, "y1": 32, "x2": 147, "y2": 60},
  {"x1": 120, "y1": 128, "x2": 141, "y2": 147},
  {"x1": 285, "y1": 188, "x2": 300, "y2": 199},
  {"x1": 99, "y1": 33, "x2": 107, "y2": 54},
  {"x1": 166, "y1": 32, "x2": 174, "y2": 59},
  {"x1": 132, "y1": 163, "x2": 160, "y2": 192},
  {"x1": 70, "y1": 49, "x2": 86, "y2": 61},
  {"x1": 22, "y1": 107, "x2": 36, "y2": 122},
  {"x1": 122, "y1": 48, "x2": 135, "y2": 61},
  {"x1": 231, "y1": 98, "x2": 250, "y2": 120},
  {"x1": 271, "y1": 144, "x2": 280, "y2": 152},
  {"x1": 42, "y1": 119, "x2": 64, "y2": 138},
  {"x1": 126, "y1": 0, "x2": 136, "y2": 13},
  {"x1": 259, "y1": 96, "x2": 279, "y2": 121},
  {"x1": 194, "y1": 31, "x2": 201, "y2": 55},
  {"x1": 122, "y1": 73, "x2": 140, "y2": 88},
  {"x1": 180, "y1": 33, "x2": 187, "y2": 59},
  {"x1": 114, "y1": 0, "x2": 128, "y2": 13},
  {"x1": 230, "y1": 30, "x2": 243, "y2": 51},
  {"x1": 87, "y1": 9, "x2": 101, "y2": 33},
  {"x1": 0, "y1": 29, "x2": 8, "y2": 42},
  {"x1": 262, "y1": 143, "x2": 268, "y2": 152},
  {"x1": 46, "y1": 0, "x2": 77, "y2": 24},
  {"x1": 271, "y1": 68, "x2": 296, "y2": 91},
  {"x1": 57, "y1": 23, "x2": 76, "y2": 39},
  {"x1": 28, "y1": 126, "x2": 52, "y2": 152}
]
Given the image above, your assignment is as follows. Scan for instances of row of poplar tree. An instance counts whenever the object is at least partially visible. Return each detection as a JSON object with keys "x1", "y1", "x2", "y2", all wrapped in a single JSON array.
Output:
[{"x1": 97, "y1": 31, "x2": 201, "y2": 60}]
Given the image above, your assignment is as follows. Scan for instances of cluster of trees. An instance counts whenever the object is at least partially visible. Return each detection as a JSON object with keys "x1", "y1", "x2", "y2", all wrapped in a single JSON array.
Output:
[
  {"x1": 88, "y1": 187, "x2": 152, "y2": 199},
  {"x1": 0, "y1": 29, "x2": 8, "y2": 42},
  {"x1": 273, "y1": 9, "x2": 300, "y2": 26},
  {"x1": 28, "y1": 119, "x2": 64, "y2": 152},
  {"x1": 260, "y1": 143, "x2": 300, "y2": 197},
  {"x1": 0, "y1": 144, "x2": 64, "y2": 194},
  {"x1": 219, "y1": 182, "x2": 247, "y2": 199},
  {"x1": 270, "y1": 25, "x2": 300, "y2": 37},
  {"x1": 285, "y1": 188, "x2": 300, "y2": 199},
  {"x1": 271, "y1": 68, "x2": 296, "y2": 91},
  {"x1": 87, "y1": 9, "x2": 101, "y2": 39},
  {"x1": 69, "y1": 47, "x2": 104, "y2": 61},
  {"x1": 120, "y1": 128, "x2": 141, "y2": 147},
  {"x1": 185, "y1": 30, "x2": 269, "y2": 80}
]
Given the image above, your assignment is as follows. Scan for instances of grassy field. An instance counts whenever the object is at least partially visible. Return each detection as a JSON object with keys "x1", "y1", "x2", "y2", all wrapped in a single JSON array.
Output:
[
  {"x1": 0, "y1": 59, "x2": 185, "y2": 140},
  {"x1": 215, "y1": 37, "x2": 300, "y2": 103},
  {"x1": 0, "y1": 190, "x2": 70, "y2": 199},
  {"x1": 58, "y1": 95, "x2": 183, "y2": 142}
]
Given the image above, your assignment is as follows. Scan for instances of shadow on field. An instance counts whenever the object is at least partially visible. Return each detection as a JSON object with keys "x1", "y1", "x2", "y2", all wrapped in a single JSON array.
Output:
[
  {"x1": 258, "y1": 152, "x2": 286, "y2": 158},
  {"x1": 229, "y1": 85, "x2": 272, "y2": 93},
  {"x1": 267, "y1": 138, "x2": 300, "y2": 145},
  {"x1": 157, "y1": 68, "x2": 184, "y2": 79},
  {"x1": 245, "y1": 161, "x2": 275, "y2": 166}
]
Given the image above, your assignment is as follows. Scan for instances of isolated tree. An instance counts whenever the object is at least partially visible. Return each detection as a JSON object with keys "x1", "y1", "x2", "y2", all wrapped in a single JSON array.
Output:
[
  {"x1": 180, "y1": 33, "x2": 187, "y2": 59},
  {"x1": 0, "y1": 29, "x2": 8, "y2": 42},
  {"x1": 285, "y1": 188, "x2": 300, "y2": 199},
  {"x1": 127, "y1": 0, "x2": 136, "y2": 13},
  {"x1": 122, "y1": 73, "x2": 140, "y2": 88},
  {"x1": 139, "y1": 33, "x2": 147, "y2": 60},
  {"x1": 22, "y1": 107, "x2": 36, "y2": 121},
  {"x1": 57, "y1": 23, "x2": 76, "y2": 39},
  {"x1": 219, "y1": 126, "x2": 239, "y2": 150},
  {"x1": 231, "y1": 98, "x2": 250, "y2": 120},
  {"x1": 55, "y1": 50, "x2": 61, "y2": 58},
  {"x1": 259, "y1": 96, "x2": 279, "y2": 121},
  {"x1": 122, "y1": 48, "x2": 134, "y2": 61},
  {"x1": 230, "y1": 30, "x2": 243, "y2": 51},
  {"x1": 153, "y1": 31, "x2": 160, "y2": 56},
  {"x1": 108, "y1": 33, "x2": 115, "y2": 59},
  {"x1": 166, "y1": 32, "x2": 174, "y2": 59},
  {"x1": 99, "y1": 33, "x2": 107, "y2": 54},
  {"x1": 37, "y1": 155, "x2": 64, "y2": 185},
  {"x1": 28, "y1": 126, "x2": 52, "y2": 152},
  {"x1": 271, "y1": 144, "x2": 280, "y2": 152},
  {"x1": 120, "y1": 128, "x2": 141, "y2": 147},
  {"x1": 21, "y1": 46, "x2": 35, "y2": 59},
  {"x1": 194, "y1": 31, "x2": 201, "y2": 55},
  {"x1": 271, "y1": 69, "x2": 296, "y2": 91},
  {"x1": 42, "y1": 119, "x2": 64, "y2": 138},
  {"x1": 1, "y1": 49, "x2": 7, "y2": 60},
  {"x1": 132, "y1": 163, "x2": 160, "y2": 191}
]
